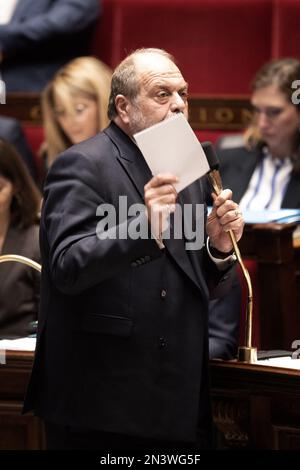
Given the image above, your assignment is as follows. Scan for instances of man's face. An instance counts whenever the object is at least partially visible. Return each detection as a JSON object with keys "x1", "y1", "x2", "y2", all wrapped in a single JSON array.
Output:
[{"x1": 126, "y1": 53, "x2": 189, "y2": 135}]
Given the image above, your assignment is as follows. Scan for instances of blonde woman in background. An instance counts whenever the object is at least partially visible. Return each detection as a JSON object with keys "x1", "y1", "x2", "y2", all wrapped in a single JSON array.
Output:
[{"x1": 41, "y1": 56, "x2": 112, "y2": 169}]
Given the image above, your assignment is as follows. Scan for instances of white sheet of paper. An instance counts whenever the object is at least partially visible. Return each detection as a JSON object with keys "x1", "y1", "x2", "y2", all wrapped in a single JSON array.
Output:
[
  {"x1": 133, "y1": 113, "x2": 209, "y2": 192},
  {"x1": 0, "y1": 337, "x2": 36, "y2": 351},
  {"x1": 258, "y1": 356, "x2": 300, "y2": 370}
]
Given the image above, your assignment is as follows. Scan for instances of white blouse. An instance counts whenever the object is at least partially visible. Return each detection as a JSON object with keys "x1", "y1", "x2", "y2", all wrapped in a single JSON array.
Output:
[{"x1": 239, "y1": 147, "x2": 293, "y2": 211}]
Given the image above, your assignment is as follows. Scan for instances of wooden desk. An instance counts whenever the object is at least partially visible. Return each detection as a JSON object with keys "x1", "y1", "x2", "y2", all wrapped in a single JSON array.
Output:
[
  {"x1": 211, "y1": 359, "x2": 300, "y2": 450},
  {"x1": 0, "y1": 350, "x2": 44, "y2": 450},
  {"x1": 1, "y1": 349, "x2": 300, "y2": 450},
  {"x1": 239, "y1": 222, "x2": 300, "y2": 350}
]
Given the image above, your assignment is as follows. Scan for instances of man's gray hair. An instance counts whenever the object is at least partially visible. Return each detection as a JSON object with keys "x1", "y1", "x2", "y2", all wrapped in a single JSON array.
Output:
[{"x1": 107, "y1": 48, "x2": 174, "y2": 120}]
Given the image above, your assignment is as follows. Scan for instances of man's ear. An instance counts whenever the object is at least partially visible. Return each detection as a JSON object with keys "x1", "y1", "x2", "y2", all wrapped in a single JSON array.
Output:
[{"x1": 115, "y1": 94, "x2": 131, "y2": 124}]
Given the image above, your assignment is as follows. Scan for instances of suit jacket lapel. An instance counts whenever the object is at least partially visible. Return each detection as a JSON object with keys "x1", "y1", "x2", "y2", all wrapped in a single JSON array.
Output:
[
  {"x1": 104, "y1": 122, "x2": 152, "y2": 201},
  {"x1": 163, "y1": 229, "x2": 203, "y2": 292},
  {"x1": 170, "y1": 180, "x2": 207, "y2": 295}
]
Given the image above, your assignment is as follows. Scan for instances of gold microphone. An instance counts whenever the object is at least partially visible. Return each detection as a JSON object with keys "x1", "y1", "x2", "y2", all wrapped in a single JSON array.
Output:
[{"x1": 202, "y1": 142, "x2": 257, "y2": 363}]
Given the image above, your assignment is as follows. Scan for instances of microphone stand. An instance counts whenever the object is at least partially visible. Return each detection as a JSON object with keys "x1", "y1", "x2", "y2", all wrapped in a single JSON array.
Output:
[
  {"x1": 207, "y1": 168, "x2": 257, "y2": 363},
  {"x1": 0, "y1": 254, "x2": 41, "y2": 272}
]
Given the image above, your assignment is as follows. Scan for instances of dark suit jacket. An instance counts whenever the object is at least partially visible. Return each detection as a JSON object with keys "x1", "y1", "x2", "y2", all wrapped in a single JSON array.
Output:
[
  {"x1": 24, "y1": 122, "x2": 234, "y2": 442},
  {"x1": 0, "y1": 224, "x2": 40, "y2": 339},
  {"x1": 0, "y1": 115, "x2": 36, "y2": 179},
  {"x1": 0, "y1": 0, "x2": 100, "y2": 91},
  {"x1": 219, "y1": 146, "x2": 300, "y2": 209}
]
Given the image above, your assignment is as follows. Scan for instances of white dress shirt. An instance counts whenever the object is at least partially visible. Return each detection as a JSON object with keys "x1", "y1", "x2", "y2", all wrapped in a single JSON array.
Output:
[{"x1": 239, "y1": 147, "x2": 293, "y2": 211}]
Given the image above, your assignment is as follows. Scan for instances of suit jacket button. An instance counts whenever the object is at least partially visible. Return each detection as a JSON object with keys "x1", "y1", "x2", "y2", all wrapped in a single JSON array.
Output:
[
  {"x1": 161, "y1": 289, "x2": 167, "y2": 299},
  {"x1": 159, "y1": 337, "x2": 167, "y2": 348}
]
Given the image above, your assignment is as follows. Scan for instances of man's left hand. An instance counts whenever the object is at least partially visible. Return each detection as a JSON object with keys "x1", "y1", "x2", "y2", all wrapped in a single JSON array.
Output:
[{"x1": 206, "y1": 189, "x2": 244, "y2": 253}]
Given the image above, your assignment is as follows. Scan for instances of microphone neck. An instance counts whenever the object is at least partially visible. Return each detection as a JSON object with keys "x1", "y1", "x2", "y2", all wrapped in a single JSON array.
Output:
[{"x1": 207, "y1": 169, "x2": 223, "y2": 196}]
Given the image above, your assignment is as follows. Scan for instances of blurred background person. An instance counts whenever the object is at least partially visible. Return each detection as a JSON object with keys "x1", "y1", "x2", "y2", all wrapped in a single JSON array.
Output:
[
  {"x1": 0, "y1": 0, "x2": 100, "y2": 92},
  {"x1": 208, "y1": 275, "x2": 241, "y2": 360},
  {"x1": 208, "y1": 57, "x2": 300, "y2": 360},
  {"x1": 0, "y1": 139, "x2": 41, "y2": 339},
  {"x1": 219, "y1": 57, "x2": 300, "y2": 210},
  {"x1": 40, "y1": 56, "x2": 112, "y2": 170},
  {"x1": 0, "y1": 115, "x2": 37, "y2": 180}
]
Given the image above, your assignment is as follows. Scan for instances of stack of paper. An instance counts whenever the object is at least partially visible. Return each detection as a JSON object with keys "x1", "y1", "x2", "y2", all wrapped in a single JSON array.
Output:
[{"x1": 258, "y1": 356, "x2": 300, "y2": 370}]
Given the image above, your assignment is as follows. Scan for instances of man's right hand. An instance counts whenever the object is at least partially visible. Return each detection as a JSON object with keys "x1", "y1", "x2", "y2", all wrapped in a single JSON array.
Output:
[{"x1": 144, "y1": 173, "x2": 179, "y2": 242}]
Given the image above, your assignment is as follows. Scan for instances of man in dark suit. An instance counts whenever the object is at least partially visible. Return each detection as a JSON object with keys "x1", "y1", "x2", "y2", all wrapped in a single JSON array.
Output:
[
  {"x1": 0, "y1": 115, "x2": 36, "y2": 179},
  {"x1": 24, "y1": 48, "x2": 244, "y2": 450},
  {"x1": 0, "y1": 0, "x2": 100, "y2": 92}
]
